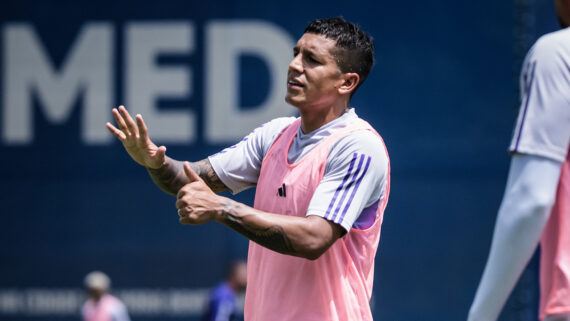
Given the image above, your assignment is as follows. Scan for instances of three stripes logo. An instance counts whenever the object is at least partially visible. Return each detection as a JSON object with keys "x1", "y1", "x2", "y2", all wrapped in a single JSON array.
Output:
[
  {"x1": 277, "y1": 183, "x2": 287, "y2": 197},
  {"x1": 324, "y1": 153, "x2": 371, "y2": 225}
]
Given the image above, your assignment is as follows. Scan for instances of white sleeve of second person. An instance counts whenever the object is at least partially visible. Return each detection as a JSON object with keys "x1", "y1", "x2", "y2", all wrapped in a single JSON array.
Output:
[
  {"x1": 208, "y1": 117, "x2": 296, "y2": 194},
  {"x1": 467, "y1": 154, "x2": 563, "y2": 321},
  {"x1": 509, "y1": 32, "x2": 570, "y2": 162}
]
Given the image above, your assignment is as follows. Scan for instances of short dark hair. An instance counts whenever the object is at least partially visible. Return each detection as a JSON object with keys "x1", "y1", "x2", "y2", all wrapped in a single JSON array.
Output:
[{"x1": 304, "y1": 17, "x2": 375, "y2": 96}]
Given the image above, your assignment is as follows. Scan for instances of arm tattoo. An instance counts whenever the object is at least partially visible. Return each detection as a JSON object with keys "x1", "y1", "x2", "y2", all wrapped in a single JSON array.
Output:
[
  {"x1": 192, "y1": 159, "x2": 229, "y2": 193},
  {"x1": 147, "y1": 158, "x2": 228, "y2": 196},
  {"x1": 219, "y1": 200, "x2": 296, "y2": 256},
  {"x1": 146, "y1": 158, "x2": 187, "y2": 196}
]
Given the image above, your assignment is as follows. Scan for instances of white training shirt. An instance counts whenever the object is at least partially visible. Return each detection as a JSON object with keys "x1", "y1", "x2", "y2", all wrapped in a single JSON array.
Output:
[
  {"x1": 509, "y1": 26, "x2": 570, "y2": 161},
  {"x1": 468, "y1": 27, "x2": 570, "y2": 321},
  {"x1": 209, "y1": 108, "x2": 389, "y2": 232}
]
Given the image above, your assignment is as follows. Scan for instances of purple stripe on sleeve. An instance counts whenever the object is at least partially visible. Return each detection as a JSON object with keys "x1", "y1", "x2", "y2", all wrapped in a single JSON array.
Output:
[
  {"x1": 324, "y1": 153, "x2": 358, "y2": 219},
  {"x1": 514, "y1": 61, "x2": 537, "y2": 151},
  {"x1": 330, "y1": 154, "x2": 365, "y2": 222},
  {"x1": 218, "y1": 144, "x2": 239, "y2": 154},
  {"x1": 337, "y1": 156, "x2": 371, "y2": 225}
]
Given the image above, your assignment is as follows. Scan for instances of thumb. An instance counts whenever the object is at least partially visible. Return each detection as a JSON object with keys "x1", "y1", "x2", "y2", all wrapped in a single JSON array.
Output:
[
  {"x1": 184, "y1": 162, "x2": 202, "y2": 182},
  {"x1": 156, "y1": 146, "x2": 167, "y2": 162}
]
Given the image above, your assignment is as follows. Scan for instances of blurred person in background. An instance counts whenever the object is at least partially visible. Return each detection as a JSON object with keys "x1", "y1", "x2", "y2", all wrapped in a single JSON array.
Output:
[
  {"x1": 468, "y1": 1, "x2": 570, "y2": 320},
  {"x1": 107, "y1": 17, "x2": 389, "y2": 321},
  {"x1": 81, "y1": 271, "x2": 131, "y2": 321},
  {"x1": 202, "y1": 260, "x2": 247, "y2": 321}
]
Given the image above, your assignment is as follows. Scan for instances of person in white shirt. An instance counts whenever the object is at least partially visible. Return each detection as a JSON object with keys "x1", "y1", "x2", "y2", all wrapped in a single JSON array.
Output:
[{"x1": 468, "y1": 1, "x2": 570, "y2": 320}]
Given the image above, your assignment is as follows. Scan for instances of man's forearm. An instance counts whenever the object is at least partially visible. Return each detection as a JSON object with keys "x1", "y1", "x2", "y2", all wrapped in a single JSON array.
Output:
[
  {"x1": 146, "y1": 157, "x2": 186, "y2": 196},
  {"x1": 215, "y1": 199, "x2": 341, "y2": 260},
  {"x1": 147, "y1": 157, "x2": 228, "y2": 196},
  {"x1": 219, "y1": 199, "x2": 297, "y2": 256}
]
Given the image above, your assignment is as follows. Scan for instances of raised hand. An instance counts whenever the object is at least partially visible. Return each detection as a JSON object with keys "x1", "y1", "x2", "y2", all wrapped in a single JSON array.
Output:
[{"x1": 106, "y1": 105, "x2": 166, "y2": 169}]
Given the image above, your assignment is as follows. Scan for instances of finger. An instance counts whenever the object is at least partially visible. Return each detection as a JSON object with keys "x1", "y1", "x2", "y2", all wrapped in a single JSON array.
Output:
[
  {"x1": 184, "y1": 162, "x2": 203, "y2": 182},
  {"x1": 179, "y1": 214, "x2": 198, "y2": 225},
  {"x1": 118, "y1": 105, "x2": 139, "y2": 138},
  {"x1": 106, "y1": 122, "x2": 127, "y2": 141},
  {"x1": 175, "y1": 198, "x2": 186, "y2": 209},
  {"x1": 112, "y1": 108, "x2": 131, "y2": 136},
  {"x1": 136, "y1": 114, "x2": 149, "y2": 141}
]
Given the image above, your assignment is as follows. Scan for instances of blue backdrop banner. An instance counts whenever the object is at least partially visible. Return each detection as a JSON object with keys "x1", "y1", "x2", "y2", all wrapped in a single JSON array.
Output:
[{"x1": 0, "y1": 0, "x2": 561, "y2": 320}]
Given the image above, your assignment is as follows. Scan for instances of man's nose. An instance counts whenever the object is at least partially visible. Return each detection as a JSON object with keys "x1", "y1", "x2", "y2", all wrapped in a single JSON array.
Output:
[{"x1": 288, "y1": 54, "x2": 303, "y2": 73}]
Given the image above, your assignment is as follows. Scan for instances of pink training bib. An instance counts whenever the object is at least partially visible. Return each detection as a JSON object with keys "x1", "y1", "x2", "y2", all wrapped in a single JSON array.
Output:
[
  {"x1": 540, "y1": 145, "x2": 570, "y2": 320},
  {"x1": 244, "y1": 118, "x2": 390, "y2": 321},
  {"x1": 81, "y1": 295, "x2": 121, "y2": 321}
]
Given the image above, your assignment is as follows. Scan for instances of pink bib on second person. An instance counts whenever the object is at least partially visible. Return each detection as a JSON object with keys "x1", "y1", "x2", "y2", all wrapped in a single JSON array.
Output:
[{"x1": 540, "y1": 144, "x2": 570, "y2": 320}]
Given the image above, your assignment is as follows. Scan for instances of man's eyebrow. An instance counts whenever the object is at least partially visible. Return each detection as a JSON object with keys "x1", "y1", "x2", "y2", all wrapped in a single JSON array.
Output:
[
  {"x1": 292, "y1": 46, "x2": 324, "y2": 60},
  {"x1": 295, "y1": 46, "x2": 319, "y2": 56}
]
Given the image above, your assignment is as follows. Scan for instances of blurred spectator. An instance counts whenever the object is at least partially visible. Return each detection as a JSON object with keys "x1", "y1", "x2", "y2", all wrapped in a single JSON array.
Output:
[
  {"x1": 81, "y1": 271, "x2": 131, "y2": 321},
  {"x1": 202, "y1": 260, "x2": 247, "y2": 321}
]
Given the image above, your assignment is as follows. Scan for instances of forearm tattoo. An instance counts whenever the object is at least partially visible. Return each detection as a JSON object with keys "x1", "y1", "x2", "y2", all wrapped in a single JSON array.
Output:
[
  {"x1": 219, "y1": 200, "x2": 296, "y2": 256},
  {"x1": 146, "y1": 159, "x2": 187, "y2": 196},
  {"x1": 147, "y1": 158, "x2": 228, "y2": 195}
]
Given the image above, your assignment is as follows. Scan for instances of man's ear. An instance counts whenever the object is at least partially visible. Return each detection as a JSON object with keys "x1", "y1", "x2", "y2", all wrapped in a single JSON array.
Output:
[{"x1": 338, "y1": 73, "x2": 360, "y2": 96}]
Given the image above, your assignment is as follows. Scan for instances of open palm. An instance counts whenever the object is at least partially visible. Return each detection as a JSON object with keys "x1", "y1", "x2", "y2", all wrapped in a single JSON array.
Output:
[{"x1": 106, "y1": 106, "x2": 166, "y2": 169}]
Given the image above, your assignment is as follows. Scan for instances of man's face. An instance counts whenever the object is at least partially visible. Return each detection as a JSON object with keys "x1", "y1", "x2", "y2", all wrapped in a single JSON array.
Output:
[{"x1": 285, "y1": 33, "x2": 345, "y2": 111}]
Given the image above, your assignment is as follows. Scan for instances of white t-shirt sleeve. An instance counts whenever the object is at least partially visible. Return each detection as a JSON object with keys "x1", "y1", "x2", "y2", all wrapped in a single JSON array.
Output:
[
  {"x1": 307, "y1": 130, "x2": 389, "y2": 232},
  {"x1": 509, "y1": 31, "x2": 570, "y2": 162},
  {"x1": 467, "y1": 154, "x2": 562, "y2": 321},
  {"x1": 208, "y1": 117, "x2": 297, "y2": 194}
]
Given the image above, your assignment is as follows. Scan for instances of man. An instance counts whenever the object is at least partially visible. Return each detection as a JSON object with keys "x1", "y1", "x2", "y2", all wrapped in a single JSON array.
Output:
[
  {"x1": 201, "y1": 260, "x2": 247, "y2": 321},
  {"x1": 467, "y1": 1, "x2": 570, "y2": 320},
  {"x1": 107, "y1": 17, "x2": 390, "y2": 320},
  {"x1": 81, "y1": 271, "x2": 131, "y2": 321}
]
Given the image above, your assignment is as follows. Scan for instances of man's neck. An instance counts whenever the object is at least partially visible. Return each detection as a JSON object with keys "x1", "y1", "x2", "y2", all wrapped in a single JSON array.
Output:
[{"x1": 299, "y1": 103, "x2": 348, "y2": 134}]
